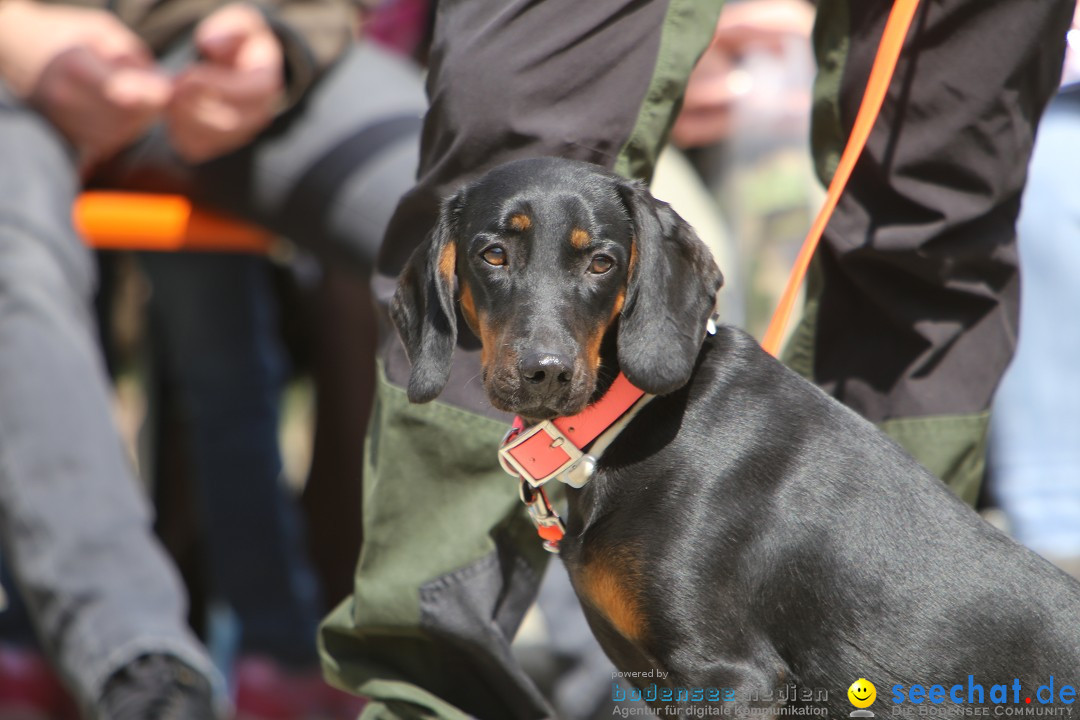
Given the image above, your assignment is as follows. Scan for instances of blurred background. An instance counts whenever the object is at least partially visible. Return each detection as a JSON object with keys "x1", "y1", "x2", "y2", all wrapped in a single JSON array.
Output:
[{"x1": 2, "y1": 0, "x2": 1079, "y2": 718}]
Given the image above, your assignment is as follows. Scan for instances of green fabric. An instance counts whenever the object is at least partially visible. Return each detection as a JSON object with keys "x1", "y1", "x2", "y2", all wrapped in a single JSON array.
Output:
[
  {"x1": 778, "y1": 255, "x2": 823, "y2": 384},
  {"x1": 808, "y1": 0, "x2": 851, "y2": 188},
  {"x1": 784, "y1": 0, "x2": 850, "y2": 383},
  {"x1": 780, "y1": 0, "x2": 842, "y2": 395},
  {"x1": 614, "y1": 0, "x2": 726, "y2": 182},
  {"x1": 879, "y1": 412, "x2": 991, "y2": 506},
  {"x1": 318, "y1": 363, "x2": 546, "y2": 718}
]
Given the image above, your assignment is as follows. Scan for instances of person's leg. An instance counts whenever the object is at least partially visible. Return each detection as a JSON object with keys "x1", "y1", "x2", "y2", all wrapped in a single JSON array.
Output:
[
  {"x1": 0, "y1": 91, "x2": 217, "y2": 708},
  {"x1": 139, "y1": 252, "x2": 323, "y2": 668},
  {"x1": 989, "y1": 86, "x2": 1080, "y2": 567},
  {"x1": 315, "y1": 3, "x2": 722, "y2": 718},
  {"x1": 784, "y1": 0, "x2": 1074, "y2": 503}
]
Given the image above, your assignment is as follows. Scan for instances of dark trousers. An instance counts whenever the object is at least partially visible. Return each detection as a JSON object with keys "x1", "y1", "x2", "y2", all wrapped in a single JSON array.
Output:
[
  {"x1": 139, "y1": 251, "x2": 320, "y2": 667},
  {"x1": 786, "y1": 0, "x2": 1073, "y2": 502}
]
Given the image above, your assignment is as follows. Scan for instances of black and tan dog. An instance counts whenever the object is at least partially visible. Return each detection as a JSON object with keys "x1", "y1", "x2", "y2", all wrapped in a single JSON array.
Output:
[{"x1": 391, "y1": 157, "x2": 1080, "y2": 716}]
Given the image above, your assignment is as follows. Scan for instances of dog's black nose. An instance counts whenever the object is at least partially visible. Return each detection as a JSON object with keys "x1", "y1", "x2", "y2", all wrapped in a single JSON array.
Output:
[{"x1": 519, "y1": 353, "x2": 573, "y2": 390}]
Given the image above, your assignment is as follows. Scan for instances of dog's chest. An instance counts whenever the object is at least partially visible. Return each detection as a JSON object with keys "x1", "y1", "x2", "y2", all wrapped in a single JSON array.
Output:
[
  {"x1": 564, "y1": 550, "x2": 646, "y2": 644},
  {"x1": 558, "y1": 487, "x2": 655, "y2": 649}
]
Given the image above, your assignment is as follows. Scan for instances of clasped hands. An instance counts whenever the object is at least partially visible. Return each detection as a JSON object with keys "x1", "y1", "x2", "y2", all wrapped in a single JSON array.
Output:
[{"x1": 0, "y1": 0, "x2": 285, "y2": 168}]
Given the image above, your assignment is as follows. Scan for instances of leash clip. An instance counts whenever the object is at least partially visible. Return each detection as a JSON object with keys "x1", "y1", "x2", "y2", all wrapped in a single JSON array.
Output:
[{"x1": 518, "y1": 481, "x2": 566, "y2": 553}]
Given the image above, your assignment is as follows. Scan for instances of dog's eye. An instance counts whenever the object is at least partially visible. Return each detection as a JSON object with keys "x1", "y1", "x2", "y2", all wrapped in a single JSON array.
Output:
[
  {"x1": 481, "y1": 246, "x2": 507, "y2": 266},
  {"x1": 588, "y1": 255, "x2": 614, "y2": 274}
]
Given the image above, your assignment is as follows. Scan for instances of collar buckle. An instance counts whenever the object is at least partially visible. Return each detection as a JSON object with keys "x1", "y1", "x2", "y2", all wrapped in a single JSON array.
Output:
[{"x1": 498, "y1": 420, "x2": 586, "y2": 488}]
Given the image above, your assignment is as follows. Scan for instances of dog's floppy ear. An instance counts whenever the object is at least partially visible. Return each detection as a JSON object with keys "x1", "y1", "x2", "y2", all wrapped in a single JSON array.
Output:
[
  {"x1": 616, "y1": 179, "x2": 723, "y2": 395},
  {"x1": 390, "y1": 191, "x2": 465, "y2": 403}
]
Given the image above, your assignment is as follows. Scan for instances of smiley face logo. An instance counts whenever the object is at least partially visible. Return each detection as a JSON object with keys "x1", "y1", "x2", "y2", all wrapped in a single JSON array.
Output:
[{"x1": 848, "y1": 678, "x2": 876, "y2": 708}]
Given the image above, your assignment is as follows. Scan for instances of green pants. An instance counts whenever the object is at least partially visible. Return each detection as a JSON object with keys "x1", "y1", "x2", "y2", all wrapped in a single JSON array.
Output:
[
  {"x1": 321, "y1": 0, "x2": 1073, "y2": 716},
  {"x1": 321, "y1": 1, "x2": 723, "y2": 717}
]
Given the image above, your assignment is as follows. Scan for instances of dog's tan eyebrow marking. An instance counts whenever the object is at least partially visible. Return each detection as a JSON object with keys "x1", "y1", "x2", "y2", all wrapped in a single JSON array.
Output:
[
  {"x1": 507, "y1": 213, "x2": 532, "y2": 232},
  {"x1": 627, "y1": 241, "x2": 639, "y2": 282},
  {"x1": 569, "y1": 228, "x2": 591, "y2": 249},
  {"x1": 438, "y1": 242, "x2": 456, "y2": 284}
]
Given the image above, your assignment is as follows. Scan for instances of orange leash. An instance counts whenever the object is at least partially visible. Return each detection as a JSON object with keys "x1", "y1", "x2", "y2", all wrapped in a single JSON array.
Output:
[{"x1": 760, "y1": 0, "x2": 921, "y2": 356}]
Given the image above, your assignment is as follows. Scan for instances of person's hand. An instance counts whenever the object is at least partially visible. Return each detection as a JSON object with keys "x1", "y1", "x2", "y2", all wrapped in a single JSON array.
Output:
[
  {"x1": 671, "y1": 0, "x2": 814, "y2": 148},
  {"x1": 166, "y1": 3, "x2": 285, "y2": 163},
  {"x1": 0, "y1": 0, "x2": 172, "y2": 166}
]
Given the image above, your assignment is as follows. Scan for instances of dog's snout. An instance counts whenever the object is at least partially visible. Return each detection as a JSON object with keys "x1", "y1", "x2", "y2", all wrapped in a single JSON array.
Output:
[{"x1": 519, "y1": 353, "x2": 573, "y2": 389}]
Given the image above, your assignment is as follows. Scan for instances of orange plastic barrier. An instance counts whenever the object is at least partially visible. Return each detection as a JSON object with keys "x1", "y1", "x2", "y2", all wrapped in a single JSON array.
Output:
[{"x1": 75, "y1": 192, "x2": 273, "y2": 253}]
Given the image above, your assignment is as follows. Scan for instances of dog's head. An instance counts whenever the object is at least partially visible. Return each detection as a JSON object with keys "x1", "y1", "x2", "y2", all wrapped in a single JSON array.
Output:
[{"x1": 391, "y1": 157, "x2": 723, "y2": 420}]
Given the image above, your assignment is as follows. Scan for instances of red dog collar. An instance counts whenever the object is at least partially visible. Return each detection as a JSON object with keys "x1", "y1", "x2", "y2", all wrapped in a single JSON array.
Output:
[
  {"x1": 500, "y1": 373, "x2": 645, "y2": 487},
  {"x1": 499, "y1": 373, "x2": 648, "y2": 552}
]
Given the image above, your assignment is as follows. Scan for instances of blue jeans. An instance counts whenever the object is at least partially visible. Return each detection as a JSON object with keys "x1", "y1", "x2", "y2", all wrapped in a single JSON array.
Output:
[
  {"x1": 989, "y1": 84, "x2": 1080, "y2": 558},
  {"x1": 139, "y1": 252, "x2": 322, "y2": 668}
]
